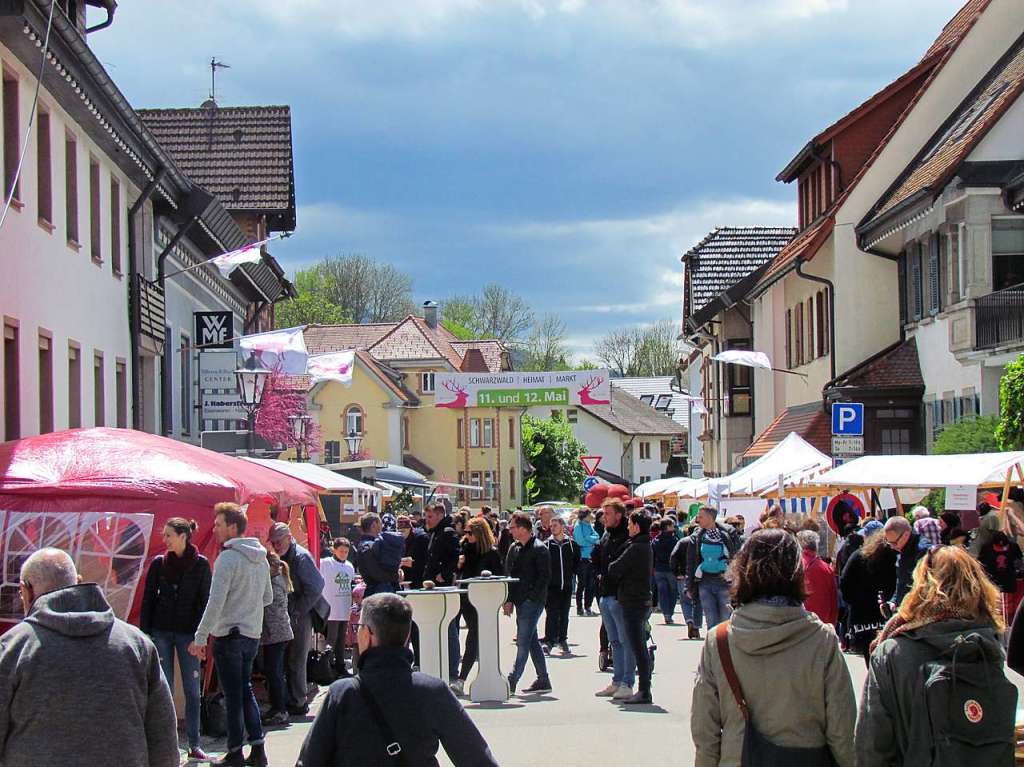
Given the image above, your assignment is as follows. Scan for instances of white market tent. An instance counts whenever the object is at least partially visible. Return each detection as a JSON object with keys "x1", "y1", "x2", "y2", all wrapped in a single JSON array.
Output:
[
  {"x1": 242, "y1": 458, "x2": 383, "y2": 496},
  {"x1": 718, "y1": 432, "x2": 832, "y2": 498},
  {"x1": 635, "y1": 477, "x2": 686, "y2": 497},
  {"x1": 811, "y1": 452, "x2": 1024, "y2": 490}
]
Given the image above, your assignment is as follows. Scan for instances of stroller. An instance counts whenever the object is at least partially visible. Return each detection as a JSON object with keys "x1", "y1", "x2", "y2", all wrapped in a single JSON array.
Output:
[{"x1": 598, "y1": 615, "x2": 657, "y2": 675}]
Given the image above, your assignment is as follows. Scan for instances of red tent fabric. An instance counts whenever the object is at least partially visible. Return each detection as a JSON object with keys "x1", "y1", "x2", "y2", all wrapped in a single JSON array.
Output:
[{"x1": 0, "y1": 428, "x2": 318, "y2": 628}]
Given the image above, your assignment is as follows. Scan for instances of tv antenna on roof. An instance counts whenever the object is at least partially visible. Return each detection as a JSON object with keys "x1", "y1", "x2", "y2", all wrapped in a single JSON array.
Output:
[{"x1": 208, "y1": 57, "x2": 230, "y2": 106}]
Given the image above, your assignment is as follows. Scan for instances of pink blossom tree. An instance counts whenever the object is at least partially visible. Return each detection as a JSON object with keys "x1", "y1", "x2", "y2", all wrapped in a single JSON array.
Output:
[{"x1": 255, "y1": 372, "x2": 321, "y2": 459}]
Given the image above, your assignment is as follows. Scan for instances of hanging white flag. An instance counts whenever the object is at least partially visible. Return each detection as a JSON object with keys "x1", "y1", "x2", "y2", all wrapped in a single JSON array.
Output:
[
  {"x1": 210, "y1": 244, "x2": 264, "y2": 278},
  {"x1": 713, "y1": 349, "x2": 773, "y2": 371},
  {"x1": 239, "y1": 326, "x2": 308, "y2": 374},
  {"x1": 307, "y1": 351, "x2": 355, "y2": 386},
  {"x1": 691, "y1": 400, "x2": 709, "y2": 416}
]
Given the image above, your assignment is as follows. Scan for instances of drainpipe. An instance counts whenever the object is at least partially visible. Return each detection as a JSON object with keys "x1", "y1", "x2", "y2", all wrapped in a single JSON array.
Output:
[
  {"x1": 620, "y1": 435, "x2": 636, "y2": 485},
  {"x1": 127, "y1": 169, "x2": 166, "y2": 430},
  {"x1": 85, "y1": 0, "x2": 117, "y2": 33},
  {"x1": 794, "y1": 258, "x2": 836, "y2": 381}
]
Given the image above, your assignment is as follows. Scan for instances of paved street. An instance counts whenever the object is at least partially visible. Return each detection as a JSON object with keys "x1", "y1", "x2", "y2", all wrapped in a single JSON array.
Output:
[{"x1": 259, "y1": 612, "x2": 873, "y2": 766}]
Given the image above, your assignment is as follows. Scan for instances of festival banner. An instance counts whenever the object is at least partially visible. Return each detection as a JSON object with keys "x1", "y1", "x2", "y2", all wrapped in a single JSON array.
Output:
[{"x1": 433, "y1": 370, "x2": 611, "y2": 408}]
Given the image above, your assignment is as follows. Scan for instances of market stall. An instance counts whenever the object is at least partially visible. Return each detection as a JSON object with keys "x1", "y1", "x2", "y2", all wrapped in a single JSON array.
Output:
[{"x1": 0, "y1": 428, "x2": 319, "y2": 629}]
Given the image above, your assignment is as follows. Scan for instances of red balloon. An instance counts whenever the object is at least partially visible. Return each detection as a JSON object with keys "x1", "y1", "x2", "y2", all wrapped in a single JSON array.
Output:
[
  {"x1": 606, "y1": 484, "x2": 629, "y2": 500},
  {"x1": 585, "y1": 489, "x2": 603, "y2": 509}
]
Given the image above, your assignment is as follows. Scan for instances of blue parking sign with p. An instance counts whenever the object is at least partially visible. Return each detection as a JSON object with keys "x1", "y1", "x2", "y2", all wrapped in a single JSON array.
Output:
[{"x1": 832, "y1": 402, "x2": 864, "y2": 436}]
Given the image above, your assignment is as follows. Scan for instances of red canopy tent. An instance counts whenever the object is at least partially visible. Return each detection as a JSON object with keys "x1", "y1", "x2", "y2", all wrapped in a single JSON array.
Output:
[{"x1": 0, "y1": 428, "x2": 319, "y2": 629}]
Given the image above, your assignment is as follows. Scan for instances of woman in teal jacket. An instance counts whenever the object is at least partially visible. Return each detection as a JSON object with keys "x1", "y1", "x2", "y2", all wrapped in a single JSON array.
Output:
[{"x1": 573, "y1": 509, "x2": 601, "y2": 615}]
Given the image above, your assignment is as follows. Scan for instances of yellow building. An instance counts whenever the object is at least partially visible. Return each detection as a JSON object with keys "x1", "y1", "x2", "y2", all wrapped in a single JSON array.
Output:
[{"x1": 302, "y1": 303, "x2": 524, "y2": 510}]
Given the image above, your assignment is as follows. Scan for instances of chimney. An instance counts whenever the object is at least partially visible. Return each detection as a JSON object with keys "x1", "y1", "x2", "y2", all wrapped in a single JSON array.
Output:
[{"x1": 423, "y1": 300, "x2": 438, "y2": 330}]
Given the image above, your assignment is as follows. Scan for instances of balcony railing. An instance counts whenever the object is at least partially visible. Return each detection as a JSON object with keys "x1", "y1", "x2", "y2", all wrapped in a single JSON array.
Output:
[
  {"x1": 976, "y1": 281, "x2": 1024, "y2": 350},
  {"x1": 131, "y1": 276, "x2": 166, "y2": 345}
]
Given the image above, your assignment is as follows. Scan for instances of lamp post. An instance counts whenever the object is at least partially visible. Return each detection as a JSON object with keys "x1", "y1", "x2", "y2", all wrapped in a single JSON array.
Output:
[
  {"x1": 289, "y1": 413, "x2": 312, "y2": 462},
  {"x1": 345, "y1": 428, "x2": 363, "y2": 460},
  {"x1": 235, "y1": 353, "x2": 272, "y2": 456}
]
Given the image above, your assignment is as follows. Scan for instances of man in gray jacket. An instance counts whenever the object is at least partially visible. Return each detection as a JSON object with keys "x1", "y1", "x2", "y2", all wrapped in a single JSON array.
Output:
[
  {"x1": 0, "y1": 548, "x2": 178, "y2": 767},
  {"x1": 190, "y1": 503, "x2": 274, "y2": 767}
]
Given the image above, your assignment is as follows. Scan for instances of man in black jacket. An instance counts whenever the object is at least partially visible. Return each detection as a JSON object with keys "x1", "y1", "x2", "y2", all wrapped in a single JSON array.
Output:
[
  {"x1": 354, "y1": 514, "x2": 401, "y2": 596},
  {"x1": 503, "y1": 511, "x2": 552, "y2": 695},
  {"x1": 685, "y1": 507, "x2": 740, "y2": 630},
  {"x1": 652, "y1": 518, "x2": 678, "y2": 625},
  {"x1": 884, "y1": 516, "x2": 924, "y2": 609},
  {"x1": 608, "y1": 511, "x2": 655, "y2": 704},
  {"x1": 593, "y1": 500, "x2": 636, "y2": 699},
  {"x1": 542, "y1": 517, "x2": 579, "y2": 655},
  {"x1": 423, "y1": 505, "x2": 460, "y2": 585},
  {"x1": 669, "y1": 529, "x2": 703, "y2": 639},
  {"x1": 296, "y1": 593, "x2": 498, "y2": 767},
  {"x1": 397, "y1": 515, "x2": 429, "y2": 589}
]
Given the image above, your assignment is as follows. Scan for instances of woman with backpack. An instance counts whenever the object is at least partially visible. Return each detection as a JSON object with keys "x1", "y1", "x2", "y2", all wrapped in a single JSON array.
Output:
[
  {"x1": 691, "y1": 528, "x2": 856, "y2": 767},
  {"x1": 450, "y1": 516, "x2": 503, "y2": 696},
  {"x1": 261, "y1": 551, "x2": 294, "y2": 726},
  {"x1": 856, "y1": 545, "x2": 1017, "y2": 766},
  {"x1": 139, "y1": 518, "x2": 212, "y2": 762}
]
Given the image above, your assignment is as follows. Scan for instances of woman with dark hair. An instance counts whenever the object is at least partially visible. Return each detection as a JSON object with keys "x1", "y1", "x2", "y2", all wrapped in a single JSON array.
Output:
[
  {"x1": 607, "y1": 510, "x2": 655, "y2": 705},
  {"x1": 839, "y1": 528, "x2": 897, "y2": 665},
  {"x1": 261, "y1": 551, "x2": 294, "y2": 726},
  {"x1": 450, "y1": 517, "x2": 503, "y2": 696},
  {"x1": 691, "y1": 529, "x2": 856, "y2": 767},
  {"x1": 139, "y1": 518, "x2": 212, "y2": 762}
]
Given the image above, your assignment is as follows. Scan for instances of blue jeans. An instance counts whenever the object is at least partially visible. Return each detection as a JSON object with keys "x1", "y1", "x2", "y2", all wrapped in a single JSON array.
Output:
[
  {"x1": 576, "y1": 559, "x2": 596, "y2": 611},
  {"x1": 262, "y1": 641, "x2": 288, "y2": 715},
  {"x1": 598, "y1": 596, "x2": 635, "y2": 687},
  {"x1": 212, "y1": 633, "x2": 264, "y2": 754},
  {"x1": 510, "y1": 599, "x2": 548, "y2": 685},
  {"x1": 152, "y1": 630, "x2": 201, "y2": 749},
  {"x1": 699, "y1": 577, "x2": 732, "y2": 629},
  {"x1": 653, "y1": 571, "x2": 678, "y2": 619},
  {"x1": 680, "y1": 579, "x2": 704, "y2": 627}
]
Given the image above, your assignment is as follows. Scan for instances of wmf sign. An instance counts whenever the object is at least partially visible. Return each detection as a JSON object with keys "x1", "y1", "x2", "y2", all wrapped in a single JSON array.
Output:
[{"x1": 194, "y1": 311, "x2": 234, "y2": 349}]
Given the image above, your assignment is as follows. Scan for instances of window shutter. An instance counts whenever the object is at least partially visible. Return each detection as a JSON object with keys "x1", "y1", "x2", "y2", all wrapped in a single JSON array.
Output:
[
  {"x1": 897, "y1": 254, "x2": 908, "y2": 326},
  {"x1": 457, "y1": 418, "x2": 463, "y2": 448},
  {"x1": 816, "y1": 291, "x2": 825, "y2": 358},
  {"x1": 911, "y1": 245, "x2": 923, "y2": 320},
  {"x1": 785, "y1": 309, "x2": 792, "y2": 368},
  {"x1": 807, "y1": 298, "x2": 815, "y2": 360},
  {"x1": 928, "y1": 234, "x2": 941, "y2": 315}
]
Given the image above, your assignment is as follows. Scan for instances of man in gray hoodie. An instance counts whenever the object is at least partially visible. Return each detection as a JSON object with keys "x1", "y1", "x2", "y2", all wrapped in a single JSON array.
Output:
[
  {"x1": 0, "y1": 548, "x2": 178, "y2": 767},
  {"x1": 190, "y1": 502, "x2": 274, "y2": 767}
]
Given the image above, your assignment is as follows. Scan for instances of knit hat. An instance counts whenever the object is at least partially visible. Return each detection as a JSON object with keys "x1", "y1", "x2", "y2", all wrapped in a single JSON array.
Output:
[{"x1": 861, "y1": 519, "x2": 884, "y2": 538}]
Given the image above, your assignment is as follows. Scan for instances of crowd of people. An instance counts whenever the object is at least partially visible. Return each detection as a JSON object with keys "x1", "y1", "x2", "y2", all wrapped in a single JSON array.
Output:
[{"x1": 3, "y1": 491, "x2": 1024, "y2": 766}]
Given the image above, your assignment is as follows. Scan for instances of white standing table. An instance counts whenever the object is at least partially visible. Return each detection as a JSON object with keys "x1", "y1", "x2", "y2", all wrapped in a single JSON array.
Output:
[
  {"x1": 397, "y1": 587, "x2": 466, "y2": 681},
  {"x1": 458, "y1": 576, "x2": 518, "y2": 703}
]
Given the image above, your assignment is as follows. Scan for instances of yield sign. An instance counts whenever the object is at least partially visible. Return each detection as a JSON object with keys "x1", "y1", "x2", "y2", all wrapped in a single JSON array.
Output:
[{"x1": 580, "y1": 455, "x2": 602, "y2": 476}]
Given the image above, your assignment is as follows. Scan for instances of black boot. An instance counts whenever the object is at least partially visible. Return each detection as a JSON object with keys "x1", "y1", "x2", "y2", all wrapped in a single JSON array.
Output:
[
  {"x1": 622, "y1": 689, "x2": 653, "y2": 705},
  {"x1": 212, "y1": 751, "x2": 246, "y2": 767},
  {"x1": 244, "y1": 743, "x2": 269, "y2": 767}
]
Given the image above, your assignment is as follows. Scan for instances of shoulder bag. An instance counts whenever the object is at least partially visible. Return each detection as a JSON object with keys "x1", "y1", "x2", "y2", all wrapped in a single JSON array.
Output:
[
  {"x1": 715, "y1": 622, "x2": 836, "y2": 767},
  {"x1": 353, "y1": 676, "x2": 408, "y2": 765}
]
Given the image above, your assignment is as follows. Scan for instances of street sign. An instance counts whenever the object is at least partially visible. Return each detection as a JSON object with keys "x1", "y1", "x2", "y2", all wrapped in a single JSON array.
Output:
[
  {"x1": 825, "y1": 492, "x2": 865, "y2": 535},
  {"x1": 200, "y1": 351, "x2": 238, "y2": 390},
  {"x1": 582, "y1": 476, "x2": 600, "y2": 492},
  {"x1": 831, "y1": 436, "x2": 864, "y2": 455},
  {"x1": 580, "y1": 455, "x2": 602, "y2": 476},
  {"x1": 202, "y1": 392, "x2": 247, "y2": 421},
  {"x1": 831, "y1": 402, "x2": 864, "y2": 436},
  {"x1": 945, "y1": 485, "x2": 978, "y2": 510},
  {"x1": 194, "y1": 311, "x2": 234, "y2": 349}
]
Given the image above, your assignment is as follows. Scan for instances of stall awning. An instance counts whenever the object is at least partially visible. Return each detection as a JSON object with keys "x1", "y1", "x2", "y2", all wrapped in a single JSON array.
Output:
[
  {"x1": 723, "y1": 433, "x2": 833, "y2": 497},
  {"x1": 812, "y1": 452, "x2": 1024, "y2": 489},
  {"x1": 241, "y1": 458, "x2": 382, "y2": 495},
  {"x1": 376, "y1": 464, "x2": 429, "y2": 487}
]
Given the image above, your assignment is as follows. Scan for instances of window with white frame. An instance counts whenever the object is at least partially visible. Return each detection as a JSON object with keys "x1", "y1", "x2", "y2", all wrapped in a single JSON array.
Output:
[
  {"x1": 639, "y1": 441, "x2": 651, "y2": 460},
  {"x1": 345, "y1": 405, "x2": 364, "y2": 435},
  {"x1": 482, "y1": 418, "x2": 494, "y2": 448},
  {"x1": 992, "y1": 218, "x2": 1024, "y2": 292},
  {"x1": 470, "y1": 419, "x2": 481, "y2": 447},
  {"x1": 470, "y1": 470, "x2": 483, "y2": 499},
  {"x1": 420, "y1": 372, "x2": 435, "y2": 393}
]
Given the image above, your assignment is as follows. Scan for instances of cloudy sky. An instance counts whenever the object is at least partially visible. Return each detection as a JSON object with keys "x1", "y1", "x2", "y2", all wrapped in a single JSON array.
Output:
[{"x1": 92, "y1": 0, "x2": 963, "y2": 357}]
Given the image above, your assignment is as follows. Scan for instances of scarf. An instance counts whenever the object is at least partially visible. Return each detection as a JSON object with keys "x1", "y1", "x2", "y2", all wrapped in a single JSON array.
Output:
[
  {"x1": 869, "y1": 610, "x2": 970, "y2": 653},
  {"x1": 163, "y1": 544, "x2": 198, "y2": 584},
  {"x1": 703, "y1": 526, "x2": 724, "y2": 544}
]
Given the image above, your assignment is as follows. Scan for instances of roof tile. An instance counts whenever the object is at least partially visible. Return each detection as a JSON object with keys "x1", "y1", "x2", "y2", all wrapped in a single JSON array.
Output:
[
  {"x1": 579, "y1": 387, "x2": 686, "y2": 437},
  {"x1": 742, "y1": 402, "x2": 831, "y2": 460}
]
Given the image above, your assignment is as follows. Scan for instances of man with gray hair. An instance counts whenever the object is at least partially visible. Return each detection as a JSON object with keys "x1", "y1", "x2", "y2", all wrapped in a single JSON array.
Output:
[
  {"x1": 298, "y1": 593, "x2": 498, "y2": 766},
  {"x1": 0, "y1": 548, "x2": 177, "y2": 767},
  {"x1": 883, "y1": 515, "x2": 923, "y2": 608},
  {"x1": 797, "y1": 530, "x2": 838, "y2": 627}
]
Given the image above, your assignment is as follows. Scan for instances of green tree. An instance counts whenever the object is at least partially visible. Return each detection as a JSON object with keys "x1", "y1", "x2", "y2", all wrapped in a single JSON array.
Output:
[
  {"x1": 521, "y1": 313, "x2": 569, "y2": 371},
  {"x1": 521, "y1": 413, "x2": 587, "y2": 501},
  {"x1": 275, "y1": 267, "x2": 350, "y2": 328},
  {"x1": 997, "y1": 354, "x2": 1024, "y2": 450}
]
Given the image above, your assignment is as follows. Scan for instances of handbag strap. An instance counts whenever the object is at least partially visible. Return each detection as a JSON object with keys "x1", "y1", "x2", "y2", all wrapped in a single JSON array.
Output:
[
  {"x1": 353, "y1": 676, "x2": 407, "y2": 764},
  {"x1": 714, "y1": 621, "x2": 750, "y2": 722}
]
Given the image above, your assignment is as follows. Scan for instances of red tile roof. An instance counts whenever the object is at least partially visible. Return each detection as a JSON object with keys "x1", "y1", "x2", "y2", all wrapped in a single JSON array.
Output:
[
  {"x1": 304, "y1": 323, "x2": 394, "y2": 354},
  {"x1": 742, "y1": 402, "x2": 832, "y2": 460},
  {"x1": 830, "y1": 338, "x2": 924, "y2": 390},
  {"x1": 922, "y1": 0, "x2": 991, "y2": 60},
  {"x1": 758, "y1": 216, "x2": 834, "y2": 283},
  {"x1": 865, "y1": 39, "x2": 1024, "y2": 228}
]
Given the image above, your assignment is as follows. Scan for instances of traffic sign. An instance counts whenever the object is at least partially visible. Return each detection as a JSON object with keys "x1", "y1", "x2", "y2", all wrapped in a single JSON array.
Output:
[
  {"x1": 582, "y1": 476, "x2": 600, "y2": 492},
  {"x1": 579, "y1": 455, "x2": 602, "y2": 476},
  {"x1": 831, "y1": 402, "x2": 864, "y2": 436},
  {"x1": 831, "y1": 436, "x2": 864, "y2": 455},
  {"x1": 825, "y1": 492, "x2": 865, "y2": 535}
]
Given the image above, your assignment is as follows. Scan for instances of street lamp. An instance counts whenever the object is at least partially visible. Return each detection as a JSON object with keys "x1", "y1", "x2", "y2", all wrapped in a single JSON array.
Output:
[
  {"x1": 235, "y1": 353, "x2": 272, "y2": 456},
  {"x1": 289, "y1": 413, "x2": 312, "y2": 462},
  {"x1": 345, "y1": 428, "x2": 363, "y2": 460}
]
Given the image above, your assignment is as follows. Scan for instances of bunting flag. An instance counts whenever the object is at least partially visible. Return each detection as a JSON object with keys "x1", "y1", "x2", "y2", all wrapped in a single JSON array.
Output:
[
  {"x1": 307, "y1": 351, "x2": 355, "y2": 386},
  {"x1": 239, "y1": 326, "x2": 308, "y2": 374},
  {"x1": 713, "y1": 349, "x2": 773, "y2": 371},
  {"x1": 210, "y1": 243, "x2": 265, "y2": 278}
]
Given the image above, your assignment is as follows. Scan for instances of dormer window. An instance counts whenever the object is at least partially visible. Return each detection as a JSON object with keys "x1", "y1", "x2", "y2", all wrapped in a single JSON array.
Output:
[
  {"x1": 655, "y1": 394, "x2": 672, "y2": 410},
  {"x1": 420, "y1": 372, "x2": 435, "y2": 393}
]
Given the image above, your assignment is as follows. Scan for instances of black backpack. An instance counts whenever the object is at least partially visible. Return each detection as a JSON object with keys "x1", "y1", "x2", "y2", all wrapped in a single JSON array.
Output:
[{"x1": 906, "y1": 632, "x2": 1017, "y2": 766}]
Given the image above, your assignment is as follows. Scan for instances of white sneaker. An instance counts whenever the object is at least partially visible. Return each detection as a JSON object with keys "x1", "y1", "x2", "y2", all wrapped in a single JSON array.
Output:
[
  {"x1": 595, "y1": 683, "x2": 619, "y2": 697},
  {"x1": 450, "y1": 679, "x2": 465, "y2": 696},
  {"x1": 612, "y1": 684, "x2": 634, "y2": 700}
]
